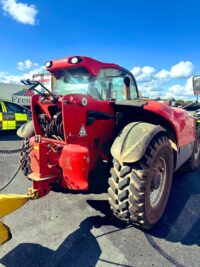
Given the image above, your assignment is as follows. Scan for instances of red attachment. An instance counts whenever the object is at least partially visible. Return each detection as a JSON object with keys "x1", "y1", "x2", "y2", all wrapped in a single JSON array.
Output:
[
  {"x1": 29, "y1": 93, "x2": 115, "y2": 196},
  {"x1": 29, "y1": 138, "x2": 90, "y2": 196},
  {"x1": 59, "y1": 144, "x2": 90, "y2": 190},
  {"x1": 29, "y1": 137, "x2": 62, "y2": 197},
  {"x1": 30, "y1": 92, "x2": 115, "y2": 192}
]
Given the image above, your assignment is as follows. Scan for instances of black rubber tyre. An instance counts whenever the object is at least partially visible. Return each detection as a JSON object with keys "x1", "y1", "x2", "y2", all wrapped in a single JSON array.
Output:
[
  {"x1": 20, "y1": 138, "x2": 32, "y2": 177},
  {"x1": 180, "y1": 125, "x2": 200, "y2": 172},
  {"x1": 108, "y1": 134, "x2": 174, "y2": 229}
]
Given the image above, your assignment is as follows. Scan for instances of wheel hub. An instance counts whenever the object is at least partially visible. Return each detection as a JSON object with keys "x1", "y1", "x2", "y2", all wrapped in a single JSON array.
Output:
[
  {"x1": 151, "y1": 173, "x2": 161, "y2": 190},
  {"x1": 150, "y1": 157, "x2": 167, "y2": 208}
]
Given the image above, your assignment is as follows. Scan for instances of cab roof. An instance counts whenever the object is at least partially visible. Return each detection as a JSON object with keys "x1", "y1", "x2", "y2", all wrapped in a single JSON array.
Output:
[{"x1": 46, "y1": 56, "x2": 122, "y2": 76}]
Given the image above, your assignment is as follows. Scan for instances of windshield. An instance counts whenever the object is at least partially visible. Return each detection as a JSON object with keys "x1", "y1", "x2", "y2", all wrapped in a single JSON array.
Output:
[
  {"x1": 94, "y1": 68, "x2": 138, "y2": 100},
  {"x1": 54, "y1": 67, "x2": 93, "y2": 95},
  {"x1": 53, "y1": 67, "x2": 138, "y2": 100}
]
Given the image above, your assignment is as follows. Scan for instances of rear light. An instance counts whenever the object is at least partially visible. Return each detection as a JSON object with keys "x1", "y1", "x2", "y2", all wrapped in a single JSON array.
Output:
[{"x1": 68, "y1": 57, "x2": 82, "y2": 64}]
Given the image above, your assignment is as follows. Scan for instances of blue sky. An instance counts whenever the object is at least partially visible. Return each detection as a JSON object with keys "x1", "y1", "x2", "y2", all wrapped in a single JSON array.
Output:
[{"x1": 0, "y1": 0, "x2": 200, "y2": 99}]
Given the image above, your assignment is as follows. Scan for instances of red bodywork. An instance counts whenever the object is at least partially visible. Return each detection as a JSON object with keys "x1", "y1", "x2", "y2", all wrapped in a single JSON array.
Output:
[
  {"x1": 30, "y1": 93, "x2": 115, "y2": 196},
  {"x1": 144, "y1": 101, "x2": 195, "y2": 146},
  {"x1": 28, "y1": 56, "x2": 195, "y2": 198}
]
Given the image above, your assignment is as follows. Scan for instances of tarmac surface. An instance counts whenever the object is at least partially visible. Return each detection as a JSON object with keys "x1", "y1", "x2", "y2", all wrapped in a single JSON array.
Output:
[{"x1": 0, "y1": 132, "x2": 199, "y2": 267}]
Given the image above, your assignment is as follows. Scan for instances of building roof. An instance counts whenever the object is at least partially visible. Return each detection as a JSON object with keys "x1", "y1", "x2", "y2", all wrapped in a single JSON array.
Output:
[{"x1": 12, "y1": 89, "x2": 34, "y2": 97}]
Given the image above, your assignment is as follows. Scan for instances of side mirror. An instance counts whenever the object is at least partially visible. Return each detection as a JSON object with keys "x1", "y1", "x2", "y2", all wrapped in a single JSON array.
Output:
[{"x1": 193, "y1": 75, "x2": 200, "y2": 95}]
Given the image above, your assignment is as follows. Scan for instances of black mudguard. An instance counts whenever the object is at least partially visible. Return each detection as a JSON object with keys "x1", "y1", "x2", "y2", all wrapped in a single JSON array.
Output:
[
  {"x1": 17, "y1": 120, "x2": 35, "y2": 139},
  {"x1": 111, "y1": 122, "x2": 166, "y2": 163}
]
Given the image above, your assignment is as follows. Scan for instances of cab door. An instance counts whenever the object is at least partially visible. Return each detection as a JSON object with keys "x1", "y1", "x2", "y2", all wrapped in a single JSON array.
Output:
[{"x1": 0, "y1": 101, "x2": 8, "y2": 130}]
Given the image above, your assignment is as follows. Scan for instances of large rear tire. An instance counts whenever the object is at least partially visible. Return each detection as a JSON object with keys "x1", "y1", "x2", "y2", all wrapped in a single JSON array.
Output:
[
  {"x1": 20, "y1": 138, "x2": 32, "y2": 177},
  {"x1": 108, "y1": 134, "x2": 174, "y2": 229}
]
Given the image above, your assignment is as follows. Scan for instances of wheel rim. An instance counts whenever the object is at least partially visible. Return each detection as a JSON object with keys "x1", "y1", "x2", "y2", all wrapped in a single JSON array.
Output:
[
  {"x1": 194, "y1": 133, "x2": 200, "y2": 161},
  {"x1": 150, "y1": 156, "x2": 167, "y2": 208}
]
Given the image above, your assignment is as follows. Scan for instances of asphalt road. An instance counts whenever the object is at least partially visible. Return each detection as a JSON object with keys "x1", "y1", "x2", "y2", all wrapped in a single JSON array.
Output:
[{"x1": 0, "y1": 132, "x2": 199, "y2": 267}]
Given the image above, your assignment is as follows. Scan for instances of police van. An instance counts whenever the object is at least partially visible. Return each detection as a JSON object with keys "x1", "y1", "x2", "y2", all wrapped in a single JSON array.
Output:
[{"x1": 0, "y1": 100, "x2": 31, "y2": 131}]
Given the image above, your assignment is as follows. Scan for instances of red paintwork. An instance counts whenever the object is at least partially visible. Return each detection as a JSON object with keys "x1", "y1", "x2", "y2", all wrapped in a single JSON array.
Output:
[
  {"x1": 46, "y1": 56, "x2": 120, "y2": 76},
  {"x1": 144, "y1": 101, "x2": 195, "y2": 146},
  {"x1": 29, "y1": 56, "x2": 196, "y2": 197},
  {"x1": 30, "y1": 91, "x2": 115, "y2": 196},
  {"x1": 59, "y1": 144, "x2": 90, "y2": 190}
]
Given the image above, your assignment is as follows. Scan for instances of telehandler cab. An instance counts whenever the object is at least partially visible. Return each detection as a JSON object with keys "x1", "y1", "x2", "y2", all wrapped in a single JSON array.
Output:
[{"x1": 1, "y1": 56, "x2": 200, "y2": 244}]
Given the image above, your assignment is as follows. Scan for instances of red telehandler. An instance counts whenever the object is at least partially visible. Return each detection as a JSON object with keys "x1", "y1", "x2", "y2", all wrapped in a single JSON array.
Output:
[{"x1": 0, "y1": 56, "x2": 200, "y2": 244}]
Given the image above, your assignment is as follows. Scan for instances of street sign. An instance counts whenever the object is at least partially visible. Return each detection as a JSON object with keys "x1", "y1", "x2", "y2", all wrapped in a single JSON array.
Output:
[{"x1": 193, "y1": 75, "x2": 200, "y2": 95}]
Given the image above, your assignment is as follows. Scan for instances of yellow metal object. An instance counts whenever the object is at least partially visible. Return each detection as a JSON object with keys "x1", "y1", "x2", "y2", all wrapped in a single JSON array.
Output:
[
  {"x1": 0, "y1": 222, "x2": 11, "y2": 245},
  {"x1": 0, "y1": 188, "x2": 38, "y2": 245},
  {"x1": 27, "y1": 188, "x2": 39, "y2": 200},
  {"x1": 0, "y1": 188, "x2": 38, "y2": 219},
  {"x1": 0, "y1": 194, "x2": 30, "y2": 219}
]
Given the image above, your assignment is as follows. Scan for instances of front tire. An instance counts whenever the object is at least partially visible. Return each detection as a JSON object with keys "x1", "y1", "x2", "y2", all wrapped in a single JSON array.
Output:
[{"x1": 108, "y1": 134, "x2": 173, "y2": 229}]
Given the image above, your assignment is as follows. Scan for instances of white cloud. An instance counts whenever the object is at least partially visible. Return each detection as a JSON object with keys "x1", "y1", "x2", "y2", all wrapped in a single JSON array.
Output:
[
  {"x1": 0, "y1": 71, "x2": 21, "y2": 83},
  {"x1": 155, "y1": 69, "x2": 170, "y2": 79},
  {"x1": 17, "y1": 60, "x2": 39, "y2": 70},
  {"x1": 141, "y1": 76, "x2": 195, "y2": 100},
  {"x1": 131, "y1": 67, "x2": 141, "y2": 77},
  {"x1": 131, "y1": 66, "x2": 156, "y2": 82},
  {"x1": 1, "y1": 0, "x2": 38, "y2": 25},
  {"x1": 133, "y1": 61, "x2": 194, "y2": 84},
  {"x1": 165, "y1": 77, "x2": 194, "y2": 98},
  {"x1": 0, "y1": 65, "x2": 45, "y2": 84},
  {"x1": 170, "y1": 61, "x2": 194, "y2": 79},
  {"x1": 131, "y1": 61, "x2": 196, "y2": 100}
]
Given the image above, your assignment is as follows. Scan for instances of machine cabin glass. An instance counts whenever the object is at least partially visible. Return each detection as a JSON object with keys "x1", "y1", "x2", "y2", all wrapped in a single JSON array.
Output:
[
  {"x1": 54, "y1": 67, "x2": 93, "y2": 96},
  {"x1": 53, "y1": 67, "x2": 138, "y2": 101},
  {"x1": 94, "y1": 68, "x2": 138, "y2": 101}
]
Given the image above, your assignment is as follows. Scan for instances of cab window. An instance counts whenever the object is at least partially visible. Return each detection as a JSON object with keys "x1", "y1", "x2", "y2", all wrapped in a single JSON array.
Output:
[
  {"x1": 0, "y1": 103, "x2": 2, "y2": 113},
  {"x1": 4, "y1": 102, "x2": 23, "y2": 113},
  {"x1": 94, "y1": 68, "x2": 138, "y2": 101}
]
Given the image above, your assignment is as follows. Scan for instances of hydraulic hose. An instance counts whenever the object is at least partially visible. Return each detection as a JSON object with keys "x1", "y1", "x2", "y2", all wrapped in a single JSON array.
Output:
[{"x1": 0, "y1": 148, "x2": 32, "y2": 192}]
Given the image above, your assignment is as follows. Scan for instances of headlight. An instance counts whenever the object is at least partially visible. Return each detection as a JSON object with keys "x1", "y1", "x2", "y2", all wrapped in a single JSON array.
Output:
[
  {"x1": 45, "y1": 61, "x2": 53, "y2": 68},
  {"x1": 69, "y1": 57, "x2": 82, "y2": 64}
]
